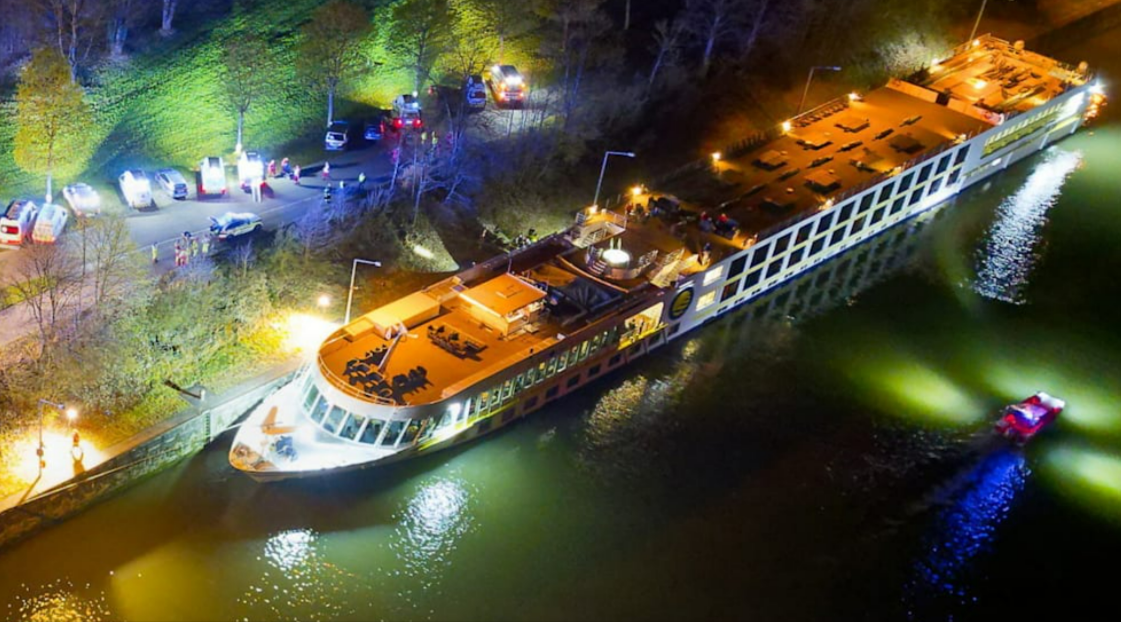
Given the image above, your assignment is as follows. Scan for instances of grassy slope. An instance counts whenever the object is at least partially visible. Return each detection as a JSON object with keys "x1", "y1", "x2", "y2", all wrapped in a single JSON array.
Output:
[{"x1": 0, "y1": 0, "x2": 412, "y2": 197}]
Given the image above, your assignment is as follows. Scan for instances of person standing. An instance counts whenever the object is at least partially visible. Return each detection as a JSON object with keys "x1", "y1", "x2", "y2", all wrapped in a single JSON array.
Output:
[
  {"x1": 357, "y1": 171, "x2": 366, "y2": 190},
  {"x1": 201, "y1": 233, "x2": 210, "y2": 256},
  {"x1": 293, "y1": 164, "x2": 301, "y2": 185},
  {"x1": 281, "y1": 157, "x2": 291, "y2": 178},
  {"x1": 322, "y1": 161, "x2": 331, "y2": 180},
  {"x1": 267, "y1": 159, "x2": 277, "y2": 178},
  {"x1": 173, "y1": 241, "x2": 183, "y2": 267},
  {"x1": 151, "y1": 243, "x2": 158, "y2": 264},
  {"x1": 190, "y1": 237, "x2": 199, "y2": 258}
]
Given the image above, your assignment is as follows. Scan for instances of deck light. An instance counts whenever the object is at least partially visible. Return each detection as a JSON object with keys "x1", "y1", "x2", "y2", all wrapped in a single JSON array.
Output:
[
  {"x1": 631, "y1": 185, "x2": 643, "y2": 197},
  {"x1": 848, "y1": 92, "x2": 861, "y2": 102},
  {"x1": 317, "y1": 294, "x2": 331, "y2": 308},
  {"x1": 781, "y1": 120, "x2": 792, "y2": 133},
  {"x1": 1090, "y1": 81, "x2": 1105, "y2": 96},
  {"x1": 413, "y1": 245, "x2": 435, "y2": 259},
  {"x1": 711, "y1": 152, "x2": 721, "y2": 163},
  {"x1": 972, "y1": 39, "x2": 981, "y2": 47}
]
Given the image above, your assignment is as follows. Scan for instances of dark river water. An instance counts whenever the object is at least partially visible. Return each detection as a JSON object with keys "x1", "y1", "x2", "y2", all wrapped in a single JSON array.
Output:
[{"x1": 4, "y1": 34, "x2": 1121, "y2": 622}]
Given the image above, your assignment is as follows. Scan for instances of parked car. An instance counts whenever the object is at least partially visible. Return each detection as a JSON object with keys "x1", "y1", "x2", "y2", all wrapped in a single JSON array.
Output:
[
  {"x1": 237, "y1": 151, "x2": 264, "y2": 189},
  {"x1": 363, "y1": 115, "x2": 386, "y2": 142},
  {"x1": 325, "y1": 121, "x2": 353, "y2": 151},
  {"x1": 31, "y1": 202, "x2": 68, "y2": 244},
  {"x1": 390, "y1": 94, "x2": 424, "y2": 131},
  {"x1": 62, "y1": 183, "x2": 102, "y2": 217},
  {"x1": 0, "y1": 199, "x2": 39, "y2": 248},
  {"x1": 199, "y1": 156, "x2": 228, "y2": 197},
  {"x1": 119, "y1": 169, "x2": 153, "y2": 209},
  {"x1": 488, "y1": 64, "x2": 526, "y2": 107},
  {"x1": 155, "y1": 168, "x2": 190, "y2": 200},
  {"x1": 465, "y1": 74, "x2": 486, "y2": 110},
  {"x1": 209, "y1": 211, "x2": 262, "y2": 240}
]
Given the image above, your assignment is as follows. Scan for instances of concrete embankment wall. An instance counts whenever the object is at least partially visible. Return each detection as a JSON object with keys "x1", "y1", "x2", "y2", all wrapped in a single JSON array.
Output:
[{"x1": 0, "y1": 367, "x2": 296, "y2": 551}]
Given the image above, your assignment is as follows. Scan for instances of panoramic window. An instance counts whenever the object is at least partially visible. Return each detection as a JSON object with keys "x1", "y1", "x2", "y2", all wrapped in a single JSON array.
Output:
[
  {"x1": 877, "y1": 181, "x2": 895, "y2": 205},
  {"x1": 728, "y1": 255, "x2": 747, "y2": 279},
  {"x1": 750, "y1": 245, "x2": 770, "y2": 267},
  {"x1": 359, "y1": 419, "x2": 384, "y2": 444},
  {"x1": 697, "y1": 290, "x2": 717, "y2": 311}
]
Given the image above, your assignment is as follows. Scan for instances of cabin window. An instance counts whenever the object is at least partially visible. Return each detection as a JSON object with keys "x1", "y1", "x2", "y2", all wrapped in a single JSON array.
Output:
[
  {"x1": 890, "y1": 197, "x2": 906, "y2": 215},
  {"x1": 568, "y1": 347, "x2": 580, "y2": 366},
  {"x1": 936, "y1": 154, "x2": 951, "y2": 175},
  {"x1": 609, "y1": 354, "x2": 622, "y2": 367},
  {"x1": 877, "y1": 181, "x2": 895, "y2": 205},
  {"x1": 899, "y1": 172, "x2": 914, "y2": 191},
  {"x1": 908, "y1": 188, "x2": 923, "y2": 206},
  {"x1": 703, "y1": 264, "x2": 724, "y2": 286},
  {"x1": 766, "y1": 261, "x2": 783, "y2": 278},
  {"x1": 323, "y1": 406, "x2": 346, "y2": 434},
  {"x1": 721, "y1": 281, "x2": 738, "y2": 302},
  {"x1": 339, "y1": 413, "x2": 363, "y2": 439},
  {"x1": 303, "y1": 385, "x2": 319, "y2": 411},
  {"x1": 838, "y1": 203, "x2": 854, "y2": 223},
  {"x1": 514, "y1": 373, "x2": 526, "y2": 393},
  {"x1": 697, "y1": 290, "x2": 717, "y2": 311},
  {"x1": 797, "y1": 223, "x2": 813, "y2": 244},
  {"x1": 788, "y1": 247, "x2": 804, "y2": 266},
  {"x1": 870, "y1": 207, "x2": 886, "y2": 225},
  {"x1": 850, "y1": 216, "x2": 866, "y2": 234},
  {"x1": 310, "y1": 396, "x2": 330, "y2": 424},
  {"x1": 546, "y1": 357, "x2": 558, "y2": 377},
  {"x1": 858, "y1": 193, "x2": 874, "y2": 214},
  {"x1": 536, "y1": 362, "x2": 547, "y2": 384},
  {"x1": 359, "y1": 418, "x2": 384, "y2": 444},
  {"x1": 773, "y1": 234, "x2": 791, "y2": 254},
  {"x1": 742, "y1": 270, "x2": 761, "y2": 290},
  {"x1": 501, "y1": 379, "x2": 513, "y2": 401},
  {"x1": 810, "y1": 237, "x2": 826, "y2": 256},
  {"x1": 750, "y1": 245, "x2": 769, "y2": 267},
  {"x1": 381, "y1": 420, "x2": 406, "y2": 447},
  {"x1": 916, "y1": 163, "x2": 932, "y2": 184},
  {"x1": 830, "y1": 229, "x2": 845, "y2": 246},
  {"x1": 476, "y1": 391, "x2": 490, "y2": 414},
  {"x1": 954, "y1": 146, "x2": 969, "y2": 165},
  {"x1": 400, "y1": 419, "x2": 423, "y2": 445},
  {"x1": 566, "y1": 376, "x2": 580, "y2": 389},
  {"x1": 589, "y1": 364, "x2": 602, "y2": 377},
  {"x1": 728, "y1": 255, "x2": 747, "y2": 278},
  {"x1": 525, "y1": 396, "x2": 539, "y2": 410},
  {"x1": 815, "y1": 213, "x2": 834, "y2": 236},
  {"x1": 546, "y1": 386, "x2": 559, "y2": 400},
  {"x1": 948, "y1": 169, "x2": 961, "y2": 185},
  {"x1": 578, "y1": 341, "x2": 590, "y2": 361}
]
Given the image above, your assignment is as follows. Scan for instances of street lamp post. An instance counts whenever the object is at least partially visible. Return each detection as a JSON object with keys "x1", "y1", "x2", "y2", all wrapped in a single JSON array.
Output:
[
  {"x1": 797, "y1": 65, "x2": 843, "y2": 116},
  {"x1": 36, "y1": 399, "x2": 77, "y2": 471},
  {"x1": 345, "y1": 258, "x2": 383, "y2": 325},
  {"x1": 969, "y1": 0, "x2": 989, "y2": 43},
  {"x1": 592, "y1": 150, "x2": 636, "y2": 209}
]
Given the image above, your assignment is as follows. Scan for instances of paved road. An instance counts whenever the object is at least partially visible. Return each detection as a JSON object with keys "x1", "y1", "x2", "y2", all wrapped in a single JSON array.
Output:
[{"x1": 0, "y1": 138, "x2": 396, "y2": 281}]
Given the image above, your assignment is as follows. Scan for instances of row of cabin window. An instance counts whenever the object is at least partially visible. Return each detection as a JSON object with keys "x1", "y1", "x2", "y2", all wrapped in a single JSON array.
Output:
[
  {"x1": 981, "y1": 105, "x2": 1062, "y2": 156},
  {"x1": 708, "y1": 163, "x2": 963, "y2": 310},
  {"x1": 299, "y1": 373, "x2": 427, "y2": 448},
  {"x1": 728, "y1": 155, "x2": 962, "y2": 280},
  {"x1": 464, "y1": 325, "x2": 621, "y2": 420}
]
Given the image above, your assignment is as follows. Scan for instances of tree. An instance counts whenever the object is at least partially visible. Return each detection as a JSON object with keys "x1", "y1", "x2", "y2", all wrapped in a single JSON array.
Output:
[
  {"x1": 107, "y1": 0, "x2": 147, "y2": 59},
  {"x1": 648, "y1": 17, "x2": 684, "y2": 90},
  {"x1": 13, "y1": 47, "x2": 93, "y2": 204},
  {"x1": 477, "y1": 0, "x2": 537, "y2": 63},
  {"x1": 41, "y1": 0, "x2": 100, "y2": 80},
  {"x1": 297, "y1": 0, "x2": 371, "y2": 126},
  {"x1": 224, "y1": 34, "x2": 271, "y2": 153},
  {"x1": 160, "y1": 0, "x2": 179, "y2": 36},
  {"x1": 683, "y1": 0, "x2": 744, "y2": 76},
  {"x1": 9, "y1": 241, "x2": 82, "y2": 364},
  {"x1": 388, "y1": 0, "x2": 452, "y2": 95}
]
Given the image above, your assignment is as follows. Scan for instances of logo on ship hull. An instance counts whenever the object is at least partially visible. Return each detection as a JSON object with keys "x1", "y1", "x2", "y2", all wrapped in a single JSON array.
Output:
[{"x1": 669, "y1": 288, "x2": 694, "y2": 320}]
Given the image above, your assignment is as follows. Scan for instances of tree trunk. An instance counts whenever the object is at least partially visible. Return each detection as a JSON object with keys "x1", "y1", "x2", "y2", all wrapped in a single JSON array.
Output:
[
  {"x1": 648, "y1": 51, "x2": 665, "y2": 89},
  {"x1": 327, "y1": 83, "x2": 336, "y2": 126},
  {"x1": 624, "y1": 0, "x2": 631, "y2": 30},
  {"x1": 110, "y1": 19, "x2": 127, "y2": 58},
  {"x1": 46, "y1": 171, "x2": 54, "y2": 205},
  {"x1": 702, "y1": 29, "x2": 716, "y2": 76},
  {"x1": 236, "y1": 109, "x2": 245, "y2": 152},
  {"x1": 161, "y1": 0, "x2": 178, "y2": 36}
]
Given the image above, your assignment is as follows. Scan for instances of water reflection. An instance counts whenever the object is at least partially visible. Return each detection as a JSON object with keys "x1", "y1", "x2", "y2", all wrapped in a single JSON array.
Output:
[
  {"x1": 4, "y1": 578, "x2": 112, "y2": 622},
  {"x1": 973, "y1": 149, "x2": 1082, "y2": 304},
  {"x1": 903, "y1": 449, "x2": 1028, "y2": 617},
  {"x1": 1044, "y1": 445, "x2": 1121, "y2": 524},
  {"x1": 237, "y1": 528, "x2": 357, "y2": 621}
]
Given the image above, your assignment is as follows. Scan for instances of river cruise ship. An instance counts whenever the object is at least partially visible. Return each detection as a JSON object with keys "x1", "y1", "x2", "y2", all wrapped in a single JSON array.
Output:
[{"x1": 231, "y1": 35, "x2": 1102, "y2": 481}]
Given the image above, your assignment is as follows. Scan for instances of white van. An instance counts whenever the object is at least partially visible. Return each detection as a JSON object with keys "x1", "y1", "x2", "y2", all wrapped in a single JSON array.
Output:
[
  {"x1": 238, "y1": 151, "x2": 264, "y2": 189},
  {"x1": 199, "y1": 156, "x2": 228, "y2": 196},
  {"x1": 119, "y1": 169, "x2": 153, "y2": 209},
  {"x1": 31, "y1": 202, "x2": 69, "y2": 244},
  {"x1": 0, "y1": 199, "x2": 39, "y2": 248}
]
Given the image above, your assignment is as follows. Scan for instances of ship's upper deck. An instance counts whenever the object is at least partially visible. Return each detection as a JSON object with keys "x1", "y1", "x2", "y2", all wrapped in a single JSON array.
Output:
[{"x1": 319, "y1": 35, "x2": 1090, "y2": 408}]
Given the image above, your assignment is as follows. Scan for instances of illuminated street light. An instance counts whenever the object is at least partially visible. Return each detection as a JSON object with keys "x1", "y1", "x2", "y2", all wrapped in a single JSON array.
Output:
[
  {"x1": 592, "y1": 150, "x2": 636, "y2": 209},
  {"x1": 345, "y1": 258, "x2": 382, "y2": 325},
  {"x1": 36, "y1": 399, "x2": 76, "y2": 472},
  {"x1": 317, "y1": 294, "x2": 332, "y2": 309}
]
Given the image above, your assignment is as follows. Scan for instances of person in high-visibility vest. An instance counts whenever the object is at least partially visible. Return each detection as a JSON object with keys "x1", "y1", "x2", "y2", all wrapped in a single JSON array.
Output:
[
  {"x1": 190, "y1": 238, "x2": 199, "y2": 257},
  {"x1": 201, "y1": 233, "x2": 210, "y2": 256},
  {"x1": 151, "y1": 243, "x2": 158, "y2": 264}
]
